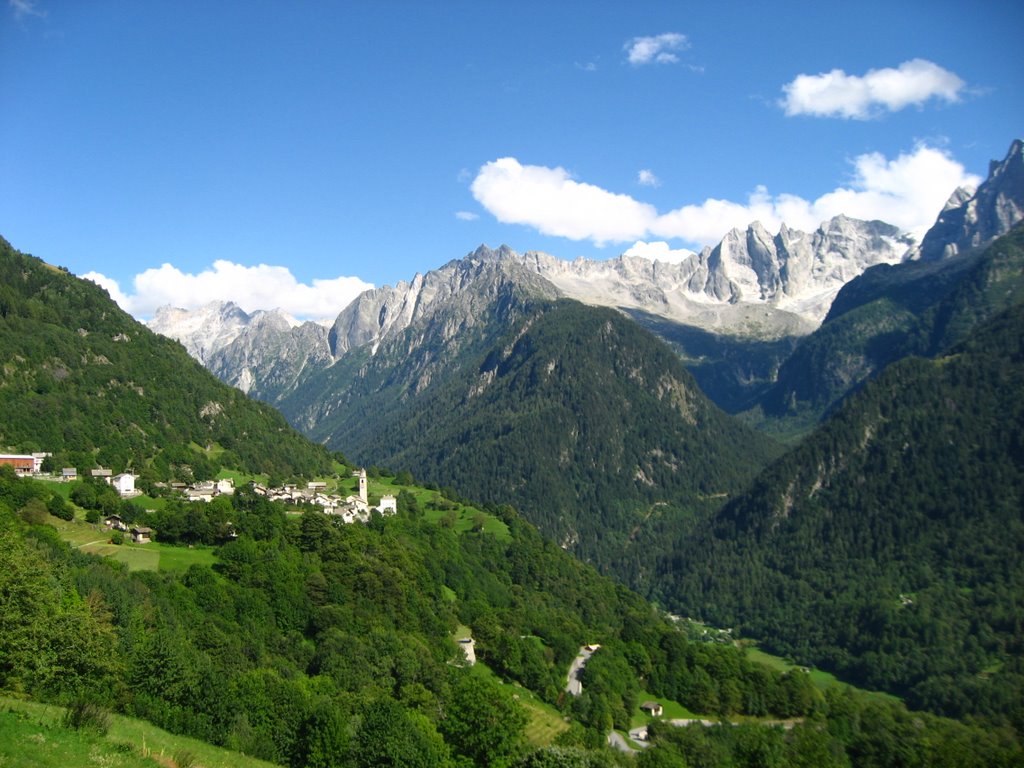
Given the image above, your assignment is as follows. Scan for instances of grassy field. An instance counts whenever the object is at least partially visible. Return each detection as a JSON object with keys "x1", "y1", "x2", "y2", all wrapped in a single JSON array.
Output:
[
  {"x1": 743, "y1": 644, "x2": 901, "y2": 702},
  {"x1": 0, "y1": 696, "x2": 278, "y2": 768},
  {"x1": 467, "y1": 662, "x2": 569, "y2": 747},
  {"x1": 368, "y1": 476, "x2": 512, "y2": 539},
  {"x1": 48, "y1": 513, "x2": 219, "y2": 573},
  {"x1": 630, "y1": 690, "x2": 701, "y2": 727},
  {"x1": 128, "y1": 493, "x2": 168, "y2": 511},
  {"x1": 216, "y1": 467, "x2": 268, "y2": 486}
]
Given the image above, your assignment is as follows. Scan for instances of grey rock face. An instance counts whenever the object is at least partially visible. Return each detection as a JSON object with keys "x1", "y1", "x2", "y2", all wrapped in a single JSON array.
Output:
[
  {"x1": 148, "y1": 301, "x2": 252, "y2": 363},
  {"x1": 149, "y1": 301, "x2": 331, "y2": 401},
  {"x1": 327, "y1": 245, "x2": 560, "y2": 357},
  {"x1": 206, "y1": 312, "x2": 331, "y2": 399},
  {"x1": 524, "y1": 215, "x2": 912, "y2": 335},
  {"x1": 915, "y1": 139, "x2": 1024, "y2": 261},
  {"x1": 150, "y1": 213, "x2": 918, "y2": 402}
]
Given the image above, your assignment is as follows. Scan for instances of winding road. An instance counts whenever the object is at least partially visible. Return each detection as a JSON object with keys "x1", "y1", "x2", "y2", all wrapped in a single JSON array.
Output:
[{"x1": 565, "y1": 644, "x2": 598, "y2": 696}]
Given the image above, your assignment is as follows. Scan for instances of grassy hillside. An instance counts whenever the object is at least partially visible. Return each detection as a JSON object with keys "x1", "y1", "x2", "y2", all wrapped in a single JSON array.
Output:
[
  {"x1": 0, "y1": 695, "x2": 278, "y2": 768},
  {"x1": 0, "y1": 465, "x2": 868, "y2": 767}
]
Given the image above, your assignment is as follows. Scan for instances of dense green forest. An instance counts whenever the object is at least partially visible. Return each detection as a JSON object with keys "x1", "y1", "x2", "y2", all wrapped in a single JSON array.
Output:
[
  {"x1": 3, "y1": 469, "x2": 1021, "y2": 767},
  {"x1": 656, "y1": 301, "x2": 1024, "y2": 733},
  {"x1": 0, "y1": 236, "x2": 332, "y2": 479},
  {"x1": 621, "y1": 307, "x2": 800, "y2": 414}
]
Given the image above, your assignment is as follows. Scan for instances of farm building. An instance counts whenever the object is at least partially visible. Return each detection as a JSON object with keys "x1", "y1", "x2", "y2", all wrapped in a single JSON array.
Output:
[{"x1": 0, "y1": 455, "x2": 35, "y2": 475}]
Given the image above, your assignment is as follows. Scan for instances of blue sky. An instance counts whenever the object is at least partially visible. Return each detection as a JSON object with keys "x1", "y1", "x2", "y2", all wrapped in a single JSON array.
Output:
[{"x1": 2, "y1": 0, "x2": 1022, "y2": 320}]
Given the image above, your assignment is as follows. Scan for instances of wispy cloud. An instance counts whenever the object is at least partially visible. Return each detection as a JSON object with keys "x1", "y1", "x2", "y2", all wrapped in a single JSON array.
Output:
[
  {"x1": 637, "y1": 169, "x2": 660, "y2": 187},
  {"x1": 624, "y1": 33, "x2": 689, "y2": 66},
  {"x1": 780, "y1": 59, "x2": 965, "y2": 119},
  {"x1": 84, "y1": 261, "x2": 373, "y2": 321},
  {"x1": 471, "y1": 143, "x2": 981, "y2": 250},
  {"x1": 10, "y1": 0, "x2": 46, "y2": 20},
  {"x1": 455, "y1": 210, "x2": 479, "y2": 221}
]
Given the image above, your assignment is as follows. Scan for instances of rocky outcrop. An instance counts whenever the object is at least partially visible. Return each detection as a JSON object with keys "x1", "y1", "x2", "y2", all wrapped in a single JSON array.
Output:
[
  {"x1": 915, "y1": 139, "x2": 1024, "y2": 261},
  {"x1": 207, "y1": 312, "x2": 331, "y2": 398},
  {"x1": 148, "y1": 301, "x2": 253, "y2": 363},
  {"x1": 327, "y1": 245, "x2": 560, "y2": 357},
  {"x1": 150, "y1": 302, "x2": 331, "y2": 401}
]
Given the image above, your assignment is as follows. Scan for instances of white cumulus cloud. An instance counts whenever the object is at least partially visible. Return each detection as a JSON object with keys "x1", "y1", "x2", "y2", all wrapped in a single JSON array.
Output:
[
  {"x1": 780, "y1": 59, "x2": 965, "y2": 119},
  {"x1": 470, "y1": 157, "x2": 657, "y2": 245},
  {"x1": 625, "y1": 33, "x2": 689, "y2": 65},
  {"x1": 84, "y1": 260, "x2": 373, "y2": 322},
  {"x1": 470, "y1": 143, "x2": 981, "y2": 250},
  {"x1": 455, "y1": 210, "x2": 479, "y2": 221}
]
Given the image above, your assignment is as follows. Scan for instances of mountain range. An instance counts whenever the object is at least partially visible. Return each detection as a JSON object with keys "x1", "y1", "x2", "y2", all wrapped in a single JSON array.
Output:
[
  {"x1": 145, "y1": 134, "x2": 1024, "y2": 588},
  {"x1": 10, "y1": 229, "x2": 1018, "y2": 767},
  {"x1": 150, "y1": 141, "x2": 1023, "y2": 420},
  {"x1": 148, "y1": 215, "x2": 913, "y2": 402}
]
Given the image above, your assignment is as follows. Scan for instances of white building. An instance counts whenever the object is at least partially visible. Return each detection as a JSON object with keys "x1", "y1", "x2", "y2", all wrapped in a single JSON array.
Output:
[{"x1": 111, "y1": 473, "x2": 137, "y2": 497}]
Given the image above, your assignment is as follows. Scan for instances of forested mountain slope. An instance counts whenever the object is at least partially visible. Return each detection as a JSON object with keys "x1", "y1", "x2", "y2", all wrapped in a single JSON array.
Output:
[
  {"x1": 660, "y1": 300, "x2": 1024, "y2": 730},
  {"x1": 0, "y1": 237, "x2": 332, "y2": 478},
  {"x1": 5, "y1": 464, "x2": 1022, "y2": 766},
  {"x1": 622, "y1": 307, "x2": 801, "y2": 413},
  {"x1": 293, "y1": 298, "x2": 783, "y2": 576},
  {"x1": 754, "y1": 223, "x2": 1024, "y2": 433}
]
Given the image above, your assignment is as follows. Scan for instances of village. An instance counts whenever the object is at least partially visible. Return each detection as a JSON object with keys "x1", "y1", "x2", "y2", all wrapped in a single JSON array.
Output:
[{"x1": 0, "y1": 452, "x2": 397, "y2": 538}]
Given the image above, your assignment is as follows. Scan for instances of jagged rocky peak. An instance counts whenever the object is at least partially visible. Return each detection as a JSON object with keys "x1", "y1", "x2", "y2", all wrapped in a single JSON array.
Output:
[
  {"x1": 148, "y1": 300, "x2": 253, "y2": 362},
  {"x1": 205, "y1": 312, "x2": 332, "y2": 400},
  {"x1": 468, "y1": 243, "x2": 518, "y2": 263},
  {"x1": 148, "y1": 300, "x2": 309, "y2": 368},
  {"x1": 915, "y1": 138, "x2": 1024, "y2": 261},
  {"x1": 328, "y1": 246, "x2": 560, "y2": 357},
  {"x1": 689, "y1": 215, "x2": 911, "y2": 315}
]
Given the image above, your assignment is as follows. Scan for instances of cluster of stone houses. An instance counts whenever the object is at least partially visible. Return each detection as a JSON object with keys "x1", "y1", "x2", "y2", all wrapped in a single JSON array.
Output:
[
  {"x1": 177, "y1": 478, "x2": 236, "y2": 502},
  {"x1": 4, "y1": 450, "x2": 395, "y2": 528},
  {"x1": 100, "y1": 467, "x2": 397, "y2": 528},
  {"x1": 252, "y1": 468, "x2": 397, "y2": 524}
]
